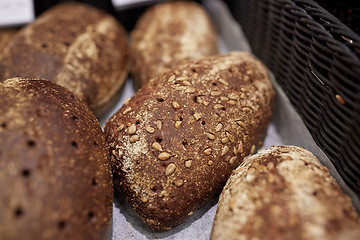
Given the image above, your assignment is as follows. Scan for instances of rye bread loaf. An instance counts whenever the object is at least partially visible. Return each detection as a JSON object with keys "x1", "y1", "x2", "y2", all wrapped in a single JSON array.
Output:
[
  {"x1": 105, "y1": 52, "x2": 275, "y2": 230},
  {"x1": 130, "y1": 0, "x2": 218, "y2": 88},
  {"x1": 211, "y1": 145, "x2": 360, "y2": 240},
  {"x1": 0, "y1": 2, "x2": 129, "y2": 117},
  {"x1": 0, "y1": 78, "x2": 113, "y2": 240}
]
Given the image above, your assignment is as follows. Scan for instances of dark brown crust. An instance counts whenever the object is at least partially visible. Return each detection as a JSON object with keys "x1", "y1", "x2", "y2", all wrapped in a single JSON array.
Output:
[
  {"x1": 211, "y1": 145, "x2": 360, "y2": 240},
  {"x1": 130, "y1": 1, "x2": 218, "y2": 88},
  {"x1": 105, "y1": 52, "x2": 275, "y2": 230},
  {"x1": 0, "y1": 78, "x2": 113, "y2": 240},
  {"x1": 0, "y1": 2, "x2": 129, "y2": 117}
]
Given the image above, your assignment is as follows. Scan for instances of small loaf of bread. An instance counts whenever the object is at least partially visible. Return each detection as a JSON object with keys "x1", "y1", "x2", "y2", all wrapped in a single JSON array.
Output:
[
  {"x1": 105, "y1": 52, "x2": 275, "y2": 230},
  {"x1": 0, "y1": 2, "x2": 129, "y2": 117},
  {"x1": 211, "y1": 145, "x2": 360, "y2": 240},
  {"x1": 0, "y1": 78, "x2": 113, "y2": 240},
  {"x1": 130, "y1": 1, "x2": 218, "y2": 88}
]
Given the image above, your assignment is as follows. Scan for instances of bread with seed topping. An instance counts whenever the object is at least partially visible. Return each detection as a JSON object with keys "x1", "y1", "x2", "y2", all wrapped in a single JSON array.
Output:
[
  {"x1": 130, "y1": 0, "x2": 218, "y2": 88},
  {"x1": 211, "y1": 145, "x2": 360, "y2": 240},
  {"x1": 0, "y1": 78, "x2": 113, "y2": 240},
  {"x1": 0, "y1": 2, "x2": 129, "y2": 117},
  {"x1": 104, "y1": 51, "x2": 275, "y2": 230}
]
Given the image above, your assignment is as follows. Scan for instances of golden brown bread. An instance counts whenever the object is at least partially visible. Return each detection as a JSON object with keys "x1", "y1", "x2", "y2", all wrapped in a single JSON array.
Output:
[
  {"x1": 211, "y1": 145, "x2": 360, "y2": 240},
  {"x1": 0, "y1": 2, "x2": 129, "y2": 117},
  {"x1": 105, "y1": 51, "x2": 275, "y2": 230},
  {"x1": 0, "y1": 78, "x2": 113, "y2": 240},
  {"x1": 130, "y1": 0, "x2": 218, "y2": 88}
]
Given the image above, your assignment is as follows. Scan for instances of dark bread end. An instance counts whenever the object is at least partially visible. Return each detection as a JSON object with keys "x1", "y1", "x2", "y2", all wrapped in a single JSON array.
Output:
[{"x1": 0, "y1": 78, "x2": 113, "y2": 240}]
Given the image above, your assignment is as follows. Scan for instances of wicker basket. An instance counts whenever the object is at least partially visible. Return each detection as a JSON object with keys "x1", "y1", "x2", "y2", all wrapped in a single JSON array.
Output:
[{"x1": 224, "y1": 0, "x2": 360, "y2": 197}]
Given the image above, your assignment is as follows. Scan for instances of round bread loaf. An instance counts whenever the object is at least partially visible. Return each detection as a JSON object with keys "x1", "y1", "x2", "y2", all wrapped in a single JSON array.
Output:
[
  {"x1": 0, "y1": 78, "x2": 113, "y2": 240},
  {"x1": 211, "y1": 145, "x2": 360, "y2": 240},
  {"x1": 130, "y1": 0, "x2": 218, "y2": 88},
  {"x1": 105, "y1": 52, "x2": 275, "y2": 230},
  {"x1": 0, "y1": 2, "x2": 129, "y2": 117}
]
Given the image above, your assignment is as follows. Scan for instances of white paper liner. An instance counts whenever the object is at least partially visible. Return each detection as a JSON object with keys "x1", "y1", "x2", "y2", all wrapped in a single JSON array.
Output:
[{"x1": 98, "y1": 0, "x2": 358, "y2": 239}]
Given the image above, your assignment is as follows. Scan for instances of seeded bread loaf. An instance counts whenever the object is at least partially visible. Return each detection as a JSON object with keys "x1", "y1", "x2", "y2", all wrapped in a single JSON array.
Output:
[
  {"x1": 105, "y1": 51, "x2": 275, "y2": 230},
  {"x1": 0, "y1": 78, "x2": 113, "y2": 240},
  {"x1": 130, "y1": 0, "x2": 218, "y2": 88},
  {"x1": 211, "y1": 145, "x2": 360, "y2": 240},
  {"x1": 0, "y1": 2, "x2": 129, "y2": 117}
]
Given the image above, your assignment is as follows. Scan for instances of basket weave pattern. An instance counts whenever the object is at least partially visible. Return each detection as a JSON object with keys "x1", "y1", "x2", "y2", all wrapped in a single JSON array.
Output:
[{"x1": 226, "y1": 0, "x2": 360, "y2": 195}]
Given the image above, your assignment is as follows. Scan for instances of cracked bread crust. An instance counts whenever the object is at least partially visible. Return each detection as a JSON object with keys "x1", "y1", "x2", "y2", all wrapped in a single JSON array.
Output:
[
  {"x1": 105, "y1": 52, "x2": 275, "y2": 230},
  {"x1": 130, "y1": 0, "x2": 218, "y2": 88},
  {"x1": 211, "y1": 145, "x2": 360, "y2": 240},
  {"x1": 0, "y1": 2, "x2": 129, "y2": 117}
]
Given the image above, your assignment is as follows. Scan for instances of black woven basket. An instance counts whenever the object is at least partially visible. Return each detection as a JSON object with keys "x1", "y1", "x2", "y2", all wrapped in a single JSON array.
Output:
[{"x1": 224, "y1": 0, "x2": 360, "y2": 196}]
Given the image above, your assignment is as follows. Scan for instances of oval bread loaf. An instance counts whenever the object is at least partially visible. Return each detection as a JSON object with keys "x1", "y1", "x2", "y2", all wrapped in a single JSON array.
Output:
[
  {"x1": 211, "y1": 145, "x2": 360, "y2": 240},
  {"x1": 130, "y1": 0, "x2": 218, "y2": 88},
  {"x1": 0, "y1": 2, "x2": 129, "y2": 117},
  {"x1": 0, "y1": 78, "x2": 113, "y2": 240},
  {"x1": 105, "y1": 52, "x2": 275, "y2": 230}
]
